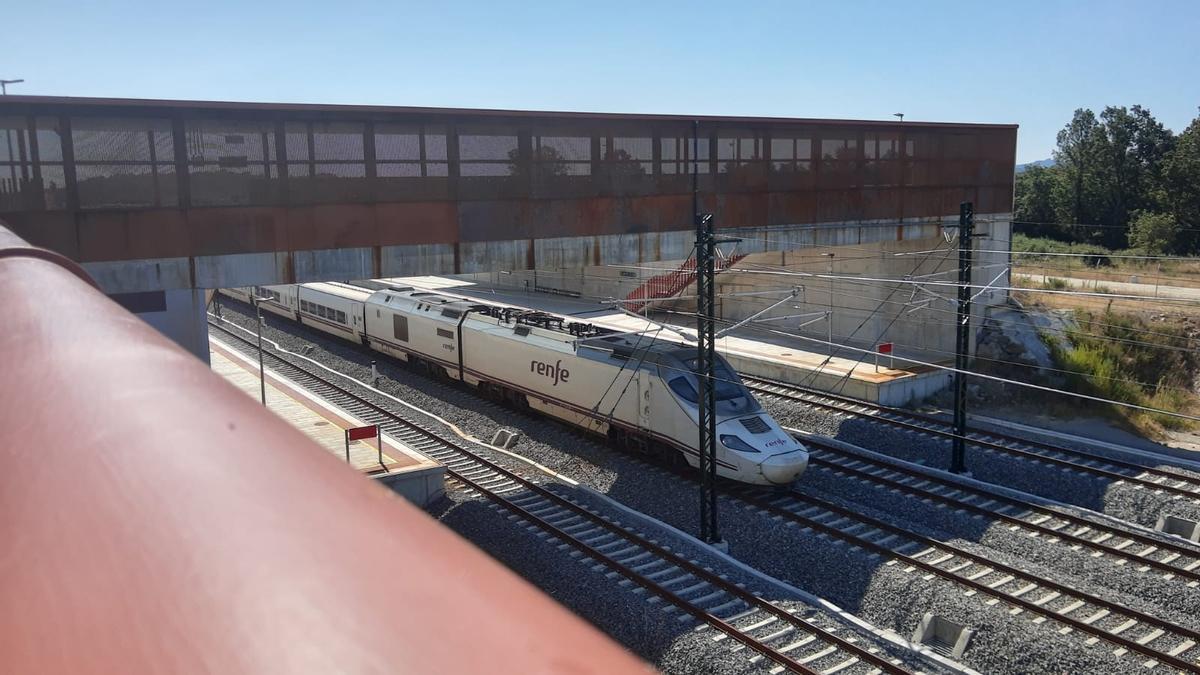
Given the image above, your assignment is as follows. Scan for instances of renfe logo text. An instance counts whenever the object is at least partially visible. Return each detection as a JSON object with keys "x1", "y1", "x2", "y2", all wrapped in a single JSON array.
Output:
[{"x1": 531, "y1": 359, "x2": 570, "y2": 386}]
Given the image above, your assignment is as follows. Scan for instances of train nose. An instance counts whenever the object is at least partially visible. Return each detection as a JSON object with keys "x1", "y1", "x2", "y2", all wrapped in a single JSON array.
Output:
[{"x1": 759, "y1": 450, "x2": 808, "y2": 485}]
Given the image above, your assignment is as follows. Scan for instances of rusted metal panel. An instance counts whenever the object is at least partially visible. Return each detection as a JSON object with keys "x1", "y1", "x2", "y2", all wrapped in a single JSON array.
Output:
[
  {"x1": 0, "y1": 221, "x2": 651, "y2": 675},
  {"x1": 861, "y1": 188, "x2": 903, "y2": 222},
  {"x1": 74, "y1": 209, "x2": 193, "y2": 262},
  {"x1": 289, "y1": 203, "x2": 379, "y2": 250},
  {"x1": 0, "y1": 95, "x2": 1017, "y2": 271},
  {"x1": 1, "y1": 210, "x2": 79, "y2": 258},
  {"x1": 184, "y1": 206, "x2": 289, "y2": 257},
  {"x1": 373, "y1": 201, "x2": 459, "y2": 245},
  {"x1": 766, "y1": 192, "x2": 818, "y2": 228},
  {"x1": 0, "y1": 94, "x2": 1019, "y2": 132}
]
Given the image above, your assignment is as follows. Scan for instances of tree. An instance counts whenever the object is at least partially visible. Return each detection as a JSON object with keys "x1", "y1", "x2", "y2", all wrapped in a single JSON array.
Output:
[
  {"x1": 1053, "y1": 109, "x2": 1105, "y2": 238},
  {"x1": 1089, "y1": 106, "x2": 1176, "y2": 247},
  {"x1": 1128, "y1": 211, "x2": 1180, "y2": 254},
  {"x1": 1013, "y1": 165, "x2": 1063, "y2": 237},
  {"x1": 1163, "y1": 112, "x2": 1200, "y2": 253},
  {"x1": 1128, "y1": 105, "x2": 1175, "y2": 197}
]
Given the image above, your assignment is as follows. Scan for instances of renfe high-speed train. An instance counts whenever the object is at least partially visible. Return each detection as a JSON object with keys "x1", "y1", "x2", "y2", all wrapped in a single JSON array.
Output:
[{"x1": 219, "y1": 283, "x2": 809, "y2": 486}]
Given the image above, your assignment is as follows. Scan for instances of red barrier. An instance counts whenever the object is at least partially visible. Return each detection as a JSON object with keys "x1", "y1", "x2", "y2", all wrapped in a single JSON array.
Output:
[{"x1": 0, "y1": 223, "x2": 649, "y2": 674}]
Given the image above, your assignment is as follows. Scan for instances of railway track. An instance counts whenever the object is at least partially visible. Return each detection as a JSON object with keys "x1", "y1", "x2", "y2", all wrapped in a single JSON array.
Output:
[
  {"x1": 744, "y1": 376, "x2": 1200, "y2": 504},
  {"x1": 801, "y1": 437, "x2": 1200, "y2": 585},
  {"x1": 209, "y1": 319, "x2": 917, "y2": 675},
  {"x1": 719, "y1": 483, "x2": 1200, "y2": 672}
]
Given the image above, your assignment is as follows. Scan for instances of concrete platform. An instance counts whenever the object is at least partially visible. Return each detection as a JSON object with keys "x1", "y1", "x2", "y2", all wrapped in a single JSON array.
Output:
[
  {"x1": 210, "y1": 338, "x2": 445, "y2": 506},
  {"x1": 376, "y1": 276, "x2": 950, "y2": 405}
]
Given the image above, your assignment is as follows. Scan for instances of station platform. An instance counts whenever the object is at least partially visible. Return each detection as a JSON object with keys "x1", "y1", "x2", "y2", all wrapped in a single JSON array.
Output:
[
  {"x1": 210, "y1": 338, "x2": 445, "y2": 506},
  {"x1": 379, "y1": 276, "x2": 950, "y2": 406}
]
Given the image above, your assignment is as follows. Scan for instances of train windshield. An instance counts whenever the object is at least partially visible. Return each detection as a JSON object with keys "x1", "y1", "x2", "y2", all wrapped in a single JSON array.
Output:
[{"x1": 665, "y1": 352, "x2": 760, "y2": 415}]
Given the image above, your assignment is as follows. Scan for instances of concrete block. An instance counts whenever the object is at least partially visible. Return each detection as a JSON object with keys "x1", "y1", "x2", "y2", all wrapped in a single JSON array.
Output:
[
  {"x1": 375, "y1": 465, "x2": 446, "y2": 508},
  {"x1": 492, "y1": 428, "x2": 521, "y2": 449},
  {"x1": 292, "y1": 246, "x2": 375, "y2": 282},
  {"x1": 912, "y1": 612, "x2": 974, "y2": 659},
  {"x1": 535, "y1": 235, "x2": 594, "y2": 270},
  {"x1": 1156, "y1": 514, "x2": 1200, "y2": 542},
  {"x1": 84, "y1": 257, "x2": 192, "y2": 293},
  {"x1": 459, "y1": 239, "x2": 529, "y2": 273},
  {"x1": 194, "y1": 251, "x2": 283, "y2": 289},
  {"x1": 380, "y1": 243, "x2": 456, "y2": 277}
]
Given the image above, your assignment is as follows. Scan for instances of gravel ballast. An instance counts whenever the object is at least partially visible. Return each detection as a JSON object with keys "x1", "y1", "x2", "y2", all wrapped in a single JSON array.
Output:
[
  {"x1": 761, "y1": 393, "x2": 1200, "y2": 530},
  {"x1": 210, "y1": 301, "x2": 1193, "y2": 674}
]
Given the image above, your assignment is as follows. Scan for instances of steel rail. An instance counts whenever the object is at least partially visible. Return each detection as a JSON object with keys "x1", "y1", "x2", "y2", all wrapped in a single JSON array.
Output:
[
  {"x1": 724, "y1": 485, "x2": 1200, "y2": 673},
  {"x1": 800, "y1": 439, "x2": 1200, "y2": 583},
  {"x1": 209, "y1": 320, "x2": 912, "y2": 675},
  {"x1": 744, "y1": 376, "x2": 1200, "y2": 503}
]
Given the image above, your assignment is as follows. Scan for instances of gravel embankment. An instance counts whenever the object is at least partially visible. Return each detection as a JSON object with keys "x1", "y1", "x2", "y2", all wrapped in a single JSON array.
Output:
[
  {"x1": 210, "y1": 302, "x2": 1182, "y2": 674},
  {"x1": 762, "y1": 395, "x2": 1200, "y2": 529}
]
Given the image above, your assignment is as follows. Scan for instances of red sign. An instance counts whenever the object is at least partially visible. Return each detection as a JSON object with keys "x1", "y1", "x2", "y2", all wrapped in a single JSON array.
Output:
[
  {"x1": 877, "y1": 342, "x2": 893, "y2": 354},
  {"x1": 346, "y1": 425, "x2": 378, "y2": 442}
]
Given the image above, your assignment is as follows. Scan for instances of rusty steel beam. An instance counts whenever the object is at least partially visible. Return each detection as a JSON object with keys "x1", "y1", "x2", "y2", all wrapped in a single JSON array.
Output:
[
  {"x1": 0, "y1": 94, "x2": 1018, "y2": 129},
  {"x1": 0, "y1": 222, "x2": 649, "y2": 675}
]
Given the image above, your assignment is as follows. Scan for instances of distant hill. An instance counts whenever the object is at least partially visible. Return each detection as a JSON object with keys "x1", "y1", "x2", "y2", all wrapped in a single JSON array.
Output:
[{"x1": 1016, "y1": 158, "x2": 1055, "y2": 172}]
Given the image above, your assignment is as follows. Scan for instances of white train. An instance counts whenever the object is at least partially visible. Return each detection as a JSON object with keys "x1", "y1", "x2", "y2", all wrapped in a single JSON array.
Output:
[{"x1": 218, "y1": 283, "x2": 809, "y2": 486}]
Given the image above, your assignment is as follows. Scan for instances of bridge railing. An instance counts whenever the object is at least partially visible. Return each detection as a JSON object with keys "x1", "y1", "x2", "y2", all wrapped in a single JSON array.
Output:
[
  {"x1": 0, "y1": 98, "x2": 1017, "y2": 223},
  {"x1": 0, "y1": 220, "x2": 647, "y2": 674}
]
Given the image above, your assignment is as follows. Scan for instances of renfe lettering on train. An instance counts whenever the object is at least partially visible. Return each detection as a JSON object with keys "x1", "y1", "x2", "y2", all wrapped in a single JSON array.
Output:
[{"x1": 531, "y1": 359, "x2": 570, "y2": 386}]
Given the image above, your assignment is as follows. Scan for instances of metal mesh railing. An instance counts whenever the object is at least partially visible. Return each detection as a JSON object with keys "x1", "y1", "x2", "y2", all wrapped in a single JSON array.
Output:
[{"x1": 0, "y1": 105, "x2": 1017, "y2": 226}]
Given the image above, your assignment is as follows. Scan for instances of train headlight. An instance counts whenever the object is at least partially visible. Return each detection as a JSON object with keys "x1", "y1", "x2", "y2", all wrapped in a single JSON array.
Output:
[{"x1": 720, "y1": 434, "x2": 759, "y2": 454}]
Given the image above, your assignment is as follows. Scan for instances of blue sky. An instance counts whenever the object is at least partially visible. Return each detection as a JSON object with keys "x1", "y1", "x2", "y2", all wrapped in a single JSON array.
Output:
[{"x1": 5, "y1": 1, "x2": 1197, "y2": 163}]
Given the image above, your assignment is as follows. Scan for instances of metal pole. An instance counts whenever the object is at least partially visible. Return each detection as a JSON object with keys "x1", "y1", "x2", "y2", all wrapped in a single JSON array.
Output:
[
  {"x1": 377, "y1": 425, "x2": 383, "y2": 467},
  {"x1": 692, "y1": 120, "x2": 710, "y2": 543},
  {"x1": 827, "y1": 253, "x2": 834, "y2": 351},
  {"x1": 4, "y1": 128, "x2": 14, "y2": 197},
  {"x1": 256, "y1": 301, "x2": 266, "y2": 407},
  {"x1": 0, "y1": 80, "x2": 21, "y2": 202},
  {"x1": 697, "y1": 211, "x2": 718, "y2": 544},
  {"x1": 950, "y1": 202, "x2": 974, "y2": 474}
]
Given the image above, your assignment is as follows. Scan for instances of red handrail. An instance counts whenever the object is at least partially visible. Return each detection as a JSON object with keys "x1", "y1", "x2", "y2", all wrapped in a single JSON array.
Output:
[{"x1": 0, "y1": 223, "x2": 650, "y2": 674}]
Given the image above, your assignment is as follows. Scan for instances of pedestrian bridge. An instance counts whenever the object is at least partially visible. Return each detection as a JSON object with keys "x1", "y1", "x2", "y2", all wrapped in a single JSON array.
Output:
[
  {"x1": 0, "y1": 96, "x2": 1015, "y2": 359},
  {"x1": 1, "y1": 96, "x2": 1014, "y2": 288}
]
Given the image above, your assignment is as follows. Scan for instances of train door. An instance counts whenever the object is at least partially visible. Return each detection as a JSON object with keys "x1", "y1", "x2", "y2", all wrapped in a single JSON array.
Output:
[{"x1": 636, "y1": 372, "x2": 653, "y2": 431}]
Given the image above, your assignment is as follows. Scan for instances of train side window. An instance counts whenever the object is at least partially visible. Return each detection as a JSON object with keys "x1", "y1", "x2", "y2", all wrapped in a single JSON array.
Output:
[
  {"x1": 393, "y1": 315, "x2": 409, "y2": 342},
  {"x1": 668, "y1": 377, "x2": 698, "y2": 404},
  {"x1": 437, "y1": 328, "x2": 454, "y2": 339},
  {"x1": 337, "y1": 310, "x2": 346, "y2": 323}
]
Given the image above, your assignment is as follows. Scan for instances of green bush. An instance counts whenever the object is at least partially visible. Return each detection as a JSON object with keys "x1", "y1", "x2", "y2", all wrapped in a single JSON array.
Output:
[
  {"x1": 1045, "y1": 308, "x2": 1199, "y2": 432},
  {"x1": 1012, "y1": 234, "x2": 1113, "y2": 267},
  {"x1": 1128, "y1": 211, "x2": 1181, "y2": 255}
]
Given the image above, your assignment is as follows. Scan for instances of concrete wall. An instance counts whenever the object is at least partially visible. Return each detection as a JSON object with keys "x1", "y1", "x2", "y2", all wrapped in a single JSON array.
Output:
[
  {"x1": 76, "y1": 214, "x2": 1009, "y2": 364},
  {"x1": 454, "y1": 214, "x2": 1011, "y2": 365},
  {"x1": 706, "y1": 215, "x2": 1011, "y2": 363}
]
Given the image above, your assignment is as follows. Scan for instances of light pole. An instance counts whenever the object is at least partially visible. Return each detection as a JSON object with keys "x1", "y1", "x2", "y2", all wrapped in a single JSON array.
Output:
[
  {"x1": 253, "y1": 296, "x2": 269, "y2": 406},
  {"x1": 893, "y1": 112, "x2": 904, "y2": 123},
  {"x1": 0, "y1": 79, "x2": 23, "y2": 95}
]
